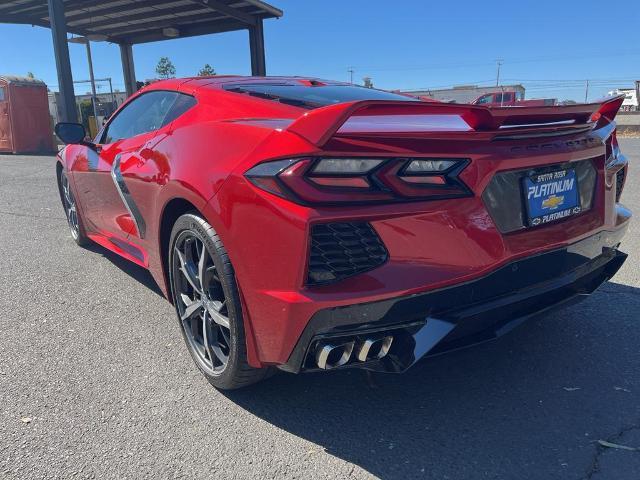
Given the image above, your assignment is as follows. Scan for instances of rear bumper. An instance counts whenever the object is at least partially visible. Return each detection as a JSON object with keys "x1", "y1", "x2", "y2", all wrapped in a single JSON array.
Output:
[{"x1": 280, "y1": 224, "x2": 629, "y2": 373}]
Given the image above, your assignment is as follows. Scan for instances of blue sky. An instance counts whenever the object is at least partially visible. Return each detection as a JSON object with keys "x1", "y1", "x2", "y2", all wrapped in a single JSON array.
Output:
[{"x1": 1, "y1": 0, "x2": 638, "y2": 101}]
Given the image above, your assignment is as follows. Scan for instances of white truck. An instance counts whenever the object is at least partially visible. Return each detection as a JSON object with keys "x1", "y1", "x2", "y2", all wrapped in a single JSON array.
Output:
[{"x1": 608, "y1": 84, "x2": 639, "y2": 111}]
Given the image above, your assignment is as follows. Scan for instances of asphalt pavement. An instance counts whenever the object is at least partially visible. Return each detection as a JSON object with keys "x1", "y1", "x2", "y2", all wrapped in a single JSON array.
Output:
[{"x1": 1, "y1": 139, "x2": 639, "y2": 480}]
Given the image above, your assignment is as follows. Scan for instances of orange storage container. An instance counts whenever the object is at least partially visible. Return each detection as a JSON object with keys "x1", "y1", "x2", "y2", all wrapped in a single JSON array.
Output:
[{"x1": 0, "y1": 75, "x2": 54, "y2": 154}]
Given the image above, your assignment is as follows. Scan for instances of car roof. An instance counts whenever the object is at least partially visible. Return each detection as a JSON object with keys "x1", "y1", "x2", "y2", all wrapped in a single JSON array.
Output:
[{"x1": 142, "y1": 76, "x2": 349, "y2": 94}]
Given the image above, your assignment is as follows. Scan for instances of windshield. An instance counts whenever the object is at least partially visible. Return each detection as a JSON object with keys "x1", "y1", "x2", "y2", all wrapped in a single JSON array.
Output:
[{"x1": 224, "y1": 83, "x2": 415, "y2": 109}]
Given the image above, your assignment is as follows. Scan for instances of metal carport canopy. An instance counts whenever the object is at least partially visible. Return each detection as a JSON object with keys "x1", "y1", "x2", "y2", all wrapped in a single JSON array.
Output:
[{"x1": 0, "y1": 0, "x2": 282, "y2": 122}]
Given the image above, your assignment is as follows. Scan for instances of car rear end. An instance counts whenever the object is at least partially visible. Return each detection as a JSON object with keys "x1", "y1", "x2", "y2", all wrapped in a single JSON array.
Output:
[{"x1": 209, "y1": 83, "x2": 630, "y2": 374}]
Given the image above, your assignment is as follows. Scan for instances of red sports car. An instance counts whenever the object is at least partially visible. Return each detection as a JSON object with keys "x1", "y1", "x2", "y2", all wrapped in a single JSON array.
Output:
[{"x1": 54, "y1": 76, "x2": 630, "y2": 389}]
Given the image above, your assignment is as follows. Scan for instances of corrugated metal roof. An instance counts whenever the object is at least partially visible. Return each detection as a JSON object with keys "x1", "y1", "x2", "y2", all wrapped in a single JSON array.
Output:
[
  {"x1": 0, "y1": 0, "x2": 282, "y2": 44},
  {"x1": 0, "y1": 74, "x2": 47, "y2": 86}
]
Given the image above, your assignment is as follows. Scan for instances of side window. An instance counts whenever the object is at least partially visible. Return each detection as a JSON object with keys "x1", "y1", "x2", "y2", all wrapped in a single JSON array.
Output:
[
  {"x1": 0, "y1": 87, "x2": 5, "y2": 102},
  {"x1": 101, "y1": 91, "x2": 193, "y2": 144},
  {"x1": 163, "y1": 94, "x2": 197, "y2": 125},
  {"x1": 476, "y1": 94, "x2": 493, "y2": 104}
]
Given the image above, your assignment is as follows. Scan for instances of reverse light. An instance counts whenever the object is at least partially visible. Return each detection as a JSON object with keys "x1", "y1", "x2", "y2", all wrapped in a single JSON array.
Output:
[
  {"x1": 404, "y1": 159, "x2": 456, "y2": 173},
  {"x1": 245, "y1": 157, "x2": 471, "y2": 205}
]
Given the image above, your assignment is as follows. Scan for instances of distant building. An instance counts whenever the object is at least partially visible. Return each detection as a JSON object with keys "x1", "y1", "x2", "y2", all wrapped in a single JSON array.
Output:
[
  {"x1": 402, "y1": 84, "x2": 526, "y2": 104},
  {"x1": 48, "y1": 91, "x2": 128, "y2": 124},
  {"x1": 47, "y1": 91, "x2": 62, "y2": 125},
  {"x1": 74, "y1": 91, "x2": 128, "y2": 108}
]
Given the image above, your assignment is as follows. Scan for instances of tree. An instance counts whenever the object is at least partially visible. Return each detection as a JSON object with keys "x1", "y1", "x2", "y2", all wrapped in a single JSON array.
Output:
[
  {"x1": 78, "y1": 99, "x2": 94, "y2": 128},
  {"x1": 363, "y1": 77, "x2": 374, "y2": 88},
  {"x1": 197, "y1": 64, "x2": 216, "y2": 76},
  {"x1": 27, "y1": 71, "x2": 35, "y2": 79},
  {"x1": 155, "y1": 57, "x2": 176, "y2": 79}
]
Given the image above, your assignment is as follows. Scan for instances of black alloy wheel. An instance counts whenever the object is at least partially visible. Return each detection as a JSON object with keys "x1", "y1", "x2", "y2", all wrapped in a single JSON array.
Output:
[
  {"x1": 172, "y1": 229, "x2": 231, "y2": 374},
  {"x1": 58, "y1": 168, "x2": 90, "y2": 247},
  {"x1": 60, "y1": 170, "x2": 80, "y2": 240},
  {"x1": 169, "y1": 213, "x2": 270, "y2": 389}
]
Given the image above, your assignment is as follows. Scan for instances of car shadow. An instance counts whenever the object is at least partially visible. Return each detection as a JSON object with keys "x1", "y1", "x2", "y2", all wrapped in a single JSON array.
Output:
[
  {"x1": 84, "y1": 242, "x2": 164, "y2": 298},
  {"x1": 220, "y1": 281, "x2": 640, "y2": 479},
  {"x1": 76, "y1": 238, "x2": 639, "y2": 478}
]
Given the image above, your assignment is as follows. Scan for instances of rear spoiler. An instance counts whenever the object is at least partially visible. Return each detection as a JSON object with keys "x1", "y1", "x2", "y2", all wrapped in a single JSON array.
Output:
[{"x1": 286, "y1": 95, "x2": 625, "y2": 147}]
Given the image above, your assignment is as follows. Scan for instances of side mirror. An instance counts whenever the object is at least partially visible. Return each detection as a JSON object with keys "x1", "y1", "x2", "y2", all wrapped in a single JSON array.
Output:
[{"x1": 55, "y1": 122, "x2": 87, "y2": 145}]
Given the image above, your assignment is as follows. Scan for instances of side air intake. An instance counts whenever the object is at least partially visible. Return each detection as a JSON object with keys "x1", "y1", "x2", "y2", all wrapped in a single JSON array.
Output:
[{"x1": 307, "y1": 222, "x2": 388, "y2": 285}]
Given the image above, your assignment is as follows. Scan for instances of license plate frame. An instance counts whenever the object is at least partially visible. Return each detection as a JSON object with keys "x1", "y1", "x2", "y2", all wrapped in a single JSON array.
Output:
[{"x1": 523, "y1": 167, "x2": 581, "y2": 227}]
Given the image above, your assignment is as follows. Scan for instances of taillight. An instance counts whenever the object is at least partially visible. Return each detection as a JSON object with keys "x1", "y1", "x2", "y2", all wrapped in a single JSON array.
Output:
[{"x1": 245, "y1": 157, "x2": 471, "y2": 205}]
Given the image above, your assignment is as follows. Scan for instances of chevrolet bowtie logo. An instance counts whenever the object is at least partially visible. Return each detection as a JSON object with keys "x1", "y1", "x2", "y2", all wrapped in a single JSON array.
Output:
[{"x1": 542, "y1": 195, "x2": 564, "y2": 209}]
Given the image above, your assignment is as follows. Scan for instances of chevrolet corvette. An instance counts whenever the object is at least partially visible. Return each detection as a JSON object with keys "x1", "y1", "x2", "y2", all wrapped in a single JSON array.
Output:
[{"x1": 54, "y1": 76, "x2": 630, "y2": 389}]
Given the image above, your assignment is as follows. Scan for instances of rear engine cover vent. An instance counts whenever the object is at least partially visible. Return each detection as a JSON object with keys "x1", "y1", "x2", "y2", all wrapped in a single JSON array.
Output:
[{"x1": 307, "y1": 222, "x2": 388, "y2": 285}]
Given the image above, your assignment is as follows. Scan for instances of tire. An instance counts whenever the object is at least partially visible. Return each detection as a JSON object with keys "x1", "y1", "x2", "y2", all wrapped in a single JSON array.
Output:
[
  {"x1": 168, "y1": 213, "x2": 271, "y2": 390},
  {"x1": 57, "y1": 168, "x2": 91, "y2": 247}
]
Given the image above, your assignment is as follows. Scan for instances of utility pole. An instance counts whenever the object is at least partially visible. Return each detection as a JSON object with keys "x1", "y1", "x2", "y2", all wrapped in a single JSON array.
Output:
[
  {"x1": 495, "y1": 59, "x2": 503, "y2": 86},
  {"x1": 107, "y1": 77, "x2": 115, "y2": 107},
  {"x1": 584, "y1": 79, "x2": 589, "y2": 103},
  {"x1": 85, "y1": 40, "x2": 98, "y2": 122},
  {"x1": 68, "y1": 36, "x2": 98, "y2": 124},
  {"x1": 347, "y1": 67, "x2": 354, "y2": 85}
]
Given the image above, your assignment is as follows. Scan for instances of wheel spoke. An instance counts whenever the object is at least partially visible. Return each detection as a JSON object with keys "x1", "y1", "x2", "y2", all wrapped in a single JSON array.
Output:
[
  {"x1": 64, "y1": 187, "x2": 73, "y2": 206},
  {"x1": 209, "y1": 325, "x2": 229, "y2": 366},
  {"x1": 205, "y1": 299, "x2": 229, "y2": 329},
  {"x1": 202, "y1": 312, "x2": 216, "y2": 363},
  {"x1": 197, "y1": 241, "x2": 207, "y2": 292},
  {"x1": 175, "y1": 247, "x2": 202, "y2": 295},
  {"x1": 180, "y1": 295, "x2": 203, "y2": 321},
  {"x1": 219, "y1": 326, "x2": 231, "y2": 347},
  {"x1": 191, "y1": 315, "x2": 202, "y2": 347}
]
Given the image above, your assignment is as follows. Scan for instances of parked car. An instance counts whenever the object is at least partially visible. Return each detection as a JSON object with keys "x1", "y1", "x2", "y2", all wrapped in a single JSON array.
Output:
[
  {"x1": 472, "y1": 90, "x2": 557, "y2": 107},
  {"x1": 54, "y1": 77, "x2": 630, "y2": 389}
]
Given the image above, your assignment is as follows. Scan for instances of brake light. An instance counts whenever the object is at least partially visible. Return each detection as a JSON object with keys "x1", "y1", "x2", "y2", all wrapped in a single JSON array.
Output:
[{"x1": 245, "y1": 157, "x2": 471, "y2": 205}]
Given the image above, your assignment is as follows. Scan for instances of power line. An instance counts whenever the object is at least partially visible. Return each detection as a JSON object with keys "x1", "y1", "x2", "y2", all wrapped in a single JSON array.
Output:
[
  {"x1": 407, "y1": 77, "x2": 637, "y2": 92},
  {"x1": 348, "y1": 51, "x2": 640, "y2": 74},
  {"x1": 501, "y1": 77, "x2": 638, "y2": 82}
]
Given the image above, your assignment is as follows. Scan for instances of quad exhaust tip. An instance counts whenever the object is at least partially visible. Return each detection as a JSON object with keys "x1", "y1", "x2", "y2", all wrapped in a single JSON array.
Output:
[
  {"x1": 356, "y1": 335, "x2": 393, "y2": 362},
  {"x1": 315, "y1": 341, "x2": 355, "y2": 370},
  {"x1": 314, "y1": 335, "x2": 394, "y2": 370}
]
